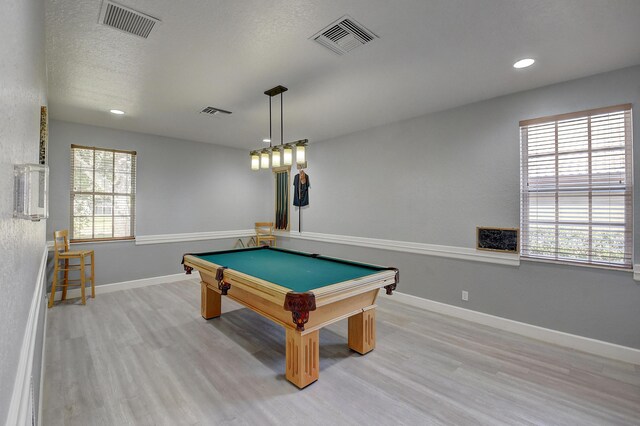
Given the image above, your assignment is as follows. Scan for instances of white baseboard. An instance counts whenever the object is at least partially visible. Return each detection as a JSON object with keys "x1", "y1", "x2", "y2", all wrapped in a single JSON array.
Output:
[
  {"x1": 37, "y1": 298, "x2": 48, "y2": 426},
  {"x1": 6, "y1": 246, "x2": 48, "y2": 426},
  {"x1": 51, "y1": 272, "x2": 198, "y2": 301},
  {"x1": 46, "y1": 265, "x2": 640, "y2": 366},
  {"x1": 386, "y1": 290, "x2": 640, "y2": 365}
]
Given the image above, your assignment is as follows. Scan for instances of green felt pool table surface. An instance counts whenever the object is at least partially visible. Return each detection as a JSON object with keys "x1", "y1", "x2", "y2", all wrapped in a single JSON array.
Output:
[{"x1": 194, "y1": 247, "x2": 387, "y2": 293}]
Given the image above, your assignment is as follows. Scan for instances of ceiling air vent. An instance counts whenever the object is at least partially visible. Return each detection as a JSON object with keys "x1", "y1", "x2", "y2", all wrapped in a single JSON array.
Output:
[
  {"x1": 98, "y1": 1, "x2": 160, "y2": 39},
  {"x1": 200, "y1": 107, "x2": 232, "y2": 116},
  {"x1": 310, "y1": 15, "x2": 378, "y2": 55}
]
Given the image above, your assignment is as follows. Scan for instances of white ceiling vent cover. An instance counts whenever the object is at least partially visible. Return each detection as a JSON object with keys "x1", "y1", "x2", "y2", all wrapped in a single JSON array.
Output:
[
  {"x1": 98, "y1": 1, "x2": 160, "y2": 39},
  {"x1": 310, "y1": 15, "x2": 378, "y2": 55},
  {"x1": 200, "y1": 107, "x2": 232, "y2": 116}
]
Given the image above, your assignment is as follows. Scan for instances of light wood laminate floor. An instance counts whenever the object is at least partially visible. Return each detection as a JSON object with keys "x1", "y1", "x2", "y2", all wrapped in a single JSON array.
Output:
[{"x1": 43, "y1": 280, "x2": 640, "y2": 425}]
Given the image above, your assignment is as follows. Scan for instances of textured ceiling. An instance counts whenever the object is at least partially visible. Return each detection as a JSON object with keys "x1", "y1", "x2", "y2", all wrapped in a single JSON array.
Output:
[{"x1": 46, "y1": 0, "x2": 640, "y2": 149}]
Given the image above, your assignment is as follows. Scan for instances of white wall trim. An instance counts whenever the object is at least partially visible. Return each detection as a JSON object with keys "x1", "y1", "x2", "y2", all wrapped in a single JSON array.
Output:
[
  {"x1": 51, "y1": 272, "x2": 198, "y2": 301},
  {"x1": 135, "y1": 229, "x2": 255, "y2": 245},
  {"x1": 6, "y1": 246, "x2": 48, "y2": 426},
  {"x1": 37, "y1": 299, "x2": 48, "y2": 426},
  {"x1": 387, "y1": 290, "x2": 640, "y2": 365},
  {"x1": 633, "y1": 264, "x2": 640, "y2": 281},
  {"x1": 56, "y1": 229, "x2": 638, "y2": 274},
  {"x1": 276, "y1": 231, "x2": 520, "y2": 266}
]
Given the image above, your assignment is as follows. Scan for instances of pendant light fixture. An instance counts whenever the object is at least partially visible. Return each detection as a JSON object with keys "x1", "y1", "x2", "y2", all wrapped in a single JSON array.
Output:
[{"x1": 250, "y1": 85, "x2": 308, "y2": 170}]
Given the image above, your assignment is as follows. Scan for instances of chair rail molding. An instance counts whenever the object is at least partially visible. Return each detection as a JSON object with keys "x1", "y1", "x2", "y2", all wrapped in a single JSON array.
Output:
[
  {"x1": 276, "y1": 231, "x2": 520, "y2": 266},
  {"x1": 6, "y1": 246, "x2": 48, "y2": 426},
  {"x1": 59, "y1": 228, "x2": 640, "y2": 277},
  {"x1": 137, "y1": 229, "x2": 255, "y2": 245}
]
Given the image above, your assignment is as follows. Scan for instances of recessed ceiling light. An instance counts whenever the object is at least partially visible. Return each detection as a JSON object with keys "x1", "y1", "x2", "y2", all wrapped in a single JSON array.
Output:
[
  {"x1": 110, "y1": 109, "x2": 125, "y2": 115},
  {"x1": 263, "y1": 138, "x2": 271, "y2": 143},
  {"x1": 513, "y1": 58, "x2": 535, "y2": 69}
]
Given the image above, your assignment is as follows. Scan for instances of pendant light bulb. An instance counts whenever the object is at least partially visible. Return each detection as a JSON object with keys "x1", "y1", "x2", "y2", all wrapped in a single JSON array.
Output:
[
  {"x1": 283, "y1": 144, "x2": 293, "y2": 166},
  {"x1": 272, "y1": 147, "x2": 281, "y2": 168},
  {"x1": 250, "y1": 151, "x2": 260, "y2": 171},
  {"x1": 260, "y1": 150, "x2": 270, "y2": 169},
  {"x1": 296, "y1": 141, "x2": 307, "y2": 164}
]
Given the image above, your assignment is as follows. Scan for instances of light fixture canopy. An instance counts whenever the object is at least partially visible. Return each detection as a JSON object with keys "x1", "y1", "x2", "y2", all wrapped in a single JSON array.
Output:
[
  {"x1": 513, "y1": 58, "x2": 535, "y2": 69},
  {"x1": 110, "y1": 109, "x2": 125, "y2": 115},
  {"x1": 295, "y1": 140, "x2": 308, "y2": 164},
  {"x1": 250, "y1": 151, "x2": 260, "y2": 171},
  {"x1": 260, "y1": 149, "x2": 270, "y2": 169}
]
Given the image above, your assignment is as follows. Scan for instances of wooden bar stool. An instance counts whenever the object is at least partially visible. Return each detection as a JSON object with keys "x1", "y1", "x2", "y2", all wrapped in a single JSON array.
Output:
[
  {"x1": 255, "y1": 222, "x2": 276, "y2": 247},
  {"x1": 48, "y1": 230, "x2": 95, "y2": 308}
]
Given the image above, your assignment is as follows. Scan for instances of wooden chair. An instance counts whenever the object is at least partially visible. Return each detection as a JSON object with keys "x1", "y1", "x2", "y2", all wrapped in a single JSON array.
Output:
[
  {"x1": 255, "y1": 222, "x2": 276, "y2": 247},
  {"x1": 48, "y1": 230, "x2": 95, "y2": 308}
]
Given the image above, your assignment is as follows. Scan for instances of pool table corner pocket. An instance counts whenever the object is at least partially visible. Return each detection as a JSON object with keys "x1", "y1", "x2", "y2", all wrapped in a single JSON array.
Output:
[{"x1": 284, "y1": 292, "x2": 317, "y2": 331}]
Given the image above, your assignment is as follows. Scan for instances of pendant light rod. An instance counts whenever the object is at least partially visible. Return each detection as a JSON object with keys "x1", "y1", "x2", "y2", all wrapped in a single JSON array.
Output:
[
  {"x1": 268, "y1": 96, "x2": 272, "y2": 147},
  {"x1": 264, "y1": 85, "x2": 287, "y2": 147}
]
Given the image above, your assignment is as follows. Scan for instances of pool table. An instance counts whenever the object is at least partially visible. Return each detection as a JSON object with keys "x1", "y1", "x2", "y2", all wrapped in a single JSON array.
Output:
[{"x1": 182, "y1": 246, "x2": 398, "y2": 388}]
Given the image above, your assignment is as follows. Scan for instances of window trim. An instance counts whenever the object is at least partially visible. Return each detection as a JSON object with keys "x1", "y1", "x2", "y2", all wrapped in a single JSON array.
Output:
[
  {"x1": 519, "y1": 104, "x2": 632, "y2": 127},
  {"x1": 519, "y1": 103, "x2": 633, "y2": 269},
  {"x1": 70, "y1": 144, "x2": 137, "y2": 243}
]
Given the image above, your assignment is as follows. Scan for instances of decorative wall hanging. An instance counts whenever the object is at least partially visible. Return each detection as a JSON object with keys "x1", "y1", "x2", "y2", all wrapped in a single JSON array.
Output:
[
  {"x1": 39, "y1": 106, "x2": 48, "y2": 165},
  {"x1": 476, "y1": 227, "x2": 519, "y2": 253}
]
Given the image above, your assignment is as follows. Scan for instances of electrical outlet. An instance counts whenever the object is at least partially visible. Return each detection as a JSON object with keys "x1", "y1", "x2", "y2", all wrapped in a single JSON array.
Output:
[{"x1": 461, "y1": 290, "x2": 469, "y2": 301}]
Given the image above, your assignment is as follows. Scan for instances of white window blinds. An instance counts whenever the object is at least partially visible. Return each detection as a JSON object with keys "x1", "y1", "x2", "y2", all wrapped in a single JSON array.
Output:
[
  {"x1": 70, "y1": 145, "x2": 137, "y2": 241},
  {"x1": 520, "y1": 104, "x2": 633, "y2": 269}
]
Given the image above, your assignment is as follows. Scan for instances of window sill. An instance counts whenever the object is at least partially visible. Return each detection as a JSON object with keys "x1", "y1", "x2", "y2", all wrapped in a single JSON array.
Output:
[{"x1": 520, "y1": 256, "x2": 632, "y2": 273}]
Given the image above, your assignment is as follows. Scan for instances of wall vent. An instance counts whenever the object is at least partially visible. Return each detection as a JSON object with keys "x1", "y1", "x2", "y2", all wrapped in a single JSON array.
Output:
[
  {"x1": 98, "y1": 1, "x2": 160, "y2": 39},
  {"x1": 200, "y1": 107, "x2": 232, "y2": 116},
  {"x1": 310, "y1": 15, "x2": 378, "y2": 55}
]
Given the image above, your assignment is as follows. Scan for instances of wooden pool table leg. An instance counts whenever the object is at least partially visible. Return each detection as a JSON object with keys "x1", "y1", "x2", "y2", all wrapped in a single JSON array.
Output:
[
  {"x1": 201, "y1": 282, "x2": 221, "y2": 319},
  {"x1": 348, "y1": 306, "x2": 376, "y2": 355},
  {"x1": 285, "y1": 328, "x2": 319, "y2": 388}
]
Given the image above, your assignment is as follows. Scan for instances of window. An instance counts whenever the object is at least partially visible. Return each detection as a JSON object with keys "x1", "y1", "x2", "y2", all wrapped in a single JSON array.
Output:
[
  {"x1": 520, "y1": 104, "x2": 632, "y2": 268},
  {"x1": 70, "y1": 145, "x2": 137, "y2": 241}
]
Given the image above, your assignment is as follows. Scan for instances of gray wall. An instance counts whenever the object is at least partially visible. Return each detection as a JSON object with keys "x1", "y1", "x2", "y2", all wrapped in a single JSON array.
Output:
[
  {"x1": 277, "y1": 65, "x2": 640, "y2": 349},
  {"x1": 46, "y1": 67, "x2": 640, "y2": 351},
  {"x1": 0, "y1": 0, "x2": 47, "y2": 423},
  {"x1": 47, "y1": 120, "x2": 272, "y2": 284}
]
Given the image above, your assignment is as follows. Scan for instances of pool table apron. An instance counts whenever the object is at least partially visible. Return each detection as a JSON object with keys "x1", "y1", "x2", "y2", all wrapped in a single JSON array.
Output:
[{"x1": 183, "y1": 254, "x2": 397, "y2": 388}]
